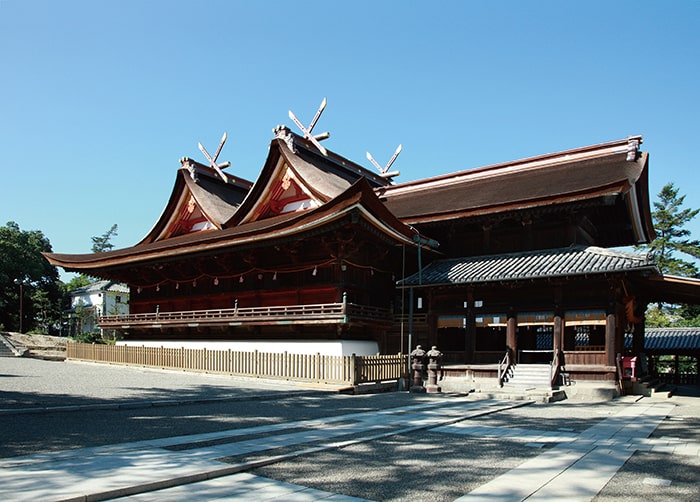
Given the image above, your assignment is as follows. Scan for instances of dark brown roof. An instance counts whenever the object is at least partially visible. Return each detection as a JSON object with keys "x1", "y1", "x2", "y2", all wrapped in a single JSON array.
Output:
[
  {"x1": 380, "y1": 136, "x2": 654, "y2": 243},
  {"x1": 227, "y1": 131, "x2": 390, "y2": 226},
  {"x1": 44, "y1": 178, "x2": 426, "y2": 273},
  {"x1": 642, "y1": 275, "x2": 700, "y2": 305},
  {"x1": 138, "y1": 161, "x2": 252, "y2": 244}
]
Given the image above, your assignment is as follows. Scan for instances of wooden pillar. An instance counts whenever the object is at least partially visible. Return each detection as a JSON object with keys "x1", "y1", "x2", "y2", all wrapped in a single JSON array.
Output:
[
  {"x1": 507, "y1": 310, "x2": 517, "y2": 362},
  {"x1": 553, "y1": 311, "x2": 563, "y2": 354},
  {"x1": 606, "y1": 302, "x2": 616, "y2": 367},
  {"x1": 632, "y1": 304, "x2": 646, "y2": 356},
  {"x1": 674, "y1": 355, "x2": 679, "y2": 385},
  {"x1": 466, "y1": 289, "x2": 475, "y2": 363},
  {"x1": 553, "y1": 288, "x2": 563, "y2": 356}
]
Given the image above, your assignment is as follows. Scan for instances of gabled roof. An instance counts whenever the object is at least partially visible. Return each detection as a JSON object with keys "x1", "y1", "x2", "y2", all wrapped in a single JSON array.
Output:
[
  {"x1": 228, "y1": 127, "x2": 392, "y2": 226},
  {"x1": 398, "y1": 246, "x2": 659, "y2": 287},
  {"x1": 44, "y1": 178, "x2": 428, "y2": 276},
  {"x1": 381, "y1": 136, "x2": 654, "y2": 244},
  {"x1": 138, "y1": 159, "x2": 252, "y2": 244},
  {"x1": 70, "y1": 280, "x2": 129, "y2": 295}
]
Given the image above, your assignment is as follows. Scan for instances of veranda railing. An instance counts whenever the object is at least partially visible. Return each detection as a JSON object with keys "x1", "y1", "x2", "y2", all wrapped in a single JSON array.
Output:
[
  {"x1": 66, "y1": 342, "x2": 405, "y2": 387},
  {"x1": 98, "y1": 302, "x2": 391, "y2": 328}
]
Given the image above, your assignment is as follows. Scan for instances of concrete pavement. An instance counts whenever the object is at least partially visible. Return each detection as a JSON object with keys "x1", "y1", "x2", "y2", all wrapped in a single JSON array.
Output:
[{"x1": 1, "y1": 358, "x2": 699, "y2": 501}]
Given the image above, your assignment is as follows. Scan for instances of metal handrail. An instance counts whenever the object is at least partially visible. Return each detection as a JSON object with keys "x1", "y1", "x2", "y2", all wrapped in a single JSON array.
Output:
[
  {"x1": 497, "y1": 349, "x2": 512, "y2": 387},
  {"x1": 550, "y1": 348, "x2": 561, "y2": 388}
]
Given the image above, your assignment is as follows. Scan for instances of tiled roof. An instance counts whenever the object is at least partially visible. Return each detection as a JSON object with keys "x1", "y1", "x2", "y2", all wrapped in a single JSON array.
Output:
[
  {"x1": 70, "y1": 280, "x2": 129, "y2": 295},
  {"x1": 641, "y1": 328, "x2": 700, "y2": 352},
  {"x1": 399, "y1": 246, "x2": 658, "y2": 287}
]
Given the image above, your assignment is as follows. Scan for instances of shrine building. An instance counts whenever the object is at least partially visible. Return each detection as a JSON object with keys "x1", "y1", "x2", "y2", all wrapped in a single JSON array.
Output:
[{"x1": 44, "y1": 104, "x2": 700, "y2": 391}]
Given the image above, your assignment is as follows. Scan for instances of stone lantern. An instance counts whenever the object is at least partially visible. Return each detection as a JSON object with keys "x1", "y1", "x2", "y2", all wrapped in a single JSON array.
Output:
[
  {"x1": 409, "y1": 345, "x2": 427, "y2": 393},
  {"x1": 426, "y1": 345, "x2": 443, "y2": 393}
]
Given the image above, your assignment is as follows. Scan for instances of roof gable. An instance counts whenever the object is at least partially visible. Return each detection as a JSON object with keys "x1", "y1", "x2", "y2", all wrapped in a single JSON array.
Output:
[
  {"x1": 138, "y1": 161, "x2": 252, "y2": 244},
  {"x1": 238, "y1": 154, "x2": 322, "y2": 224}
]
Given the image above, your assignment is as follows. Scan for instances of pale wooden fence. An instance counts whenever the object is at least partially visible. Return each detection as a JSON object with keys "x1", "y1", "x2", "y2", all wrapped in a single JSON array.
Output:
[{"x1": 66, "y1": 342, "x2": 405, "y2": 387}]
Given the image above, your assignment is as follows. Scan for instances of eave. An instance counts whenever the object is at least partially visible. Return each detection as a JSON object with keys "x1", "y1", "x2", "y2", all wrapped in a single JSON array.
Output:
[{"x1": 44, "y1": 179, "x2": 432, "y2": 274}]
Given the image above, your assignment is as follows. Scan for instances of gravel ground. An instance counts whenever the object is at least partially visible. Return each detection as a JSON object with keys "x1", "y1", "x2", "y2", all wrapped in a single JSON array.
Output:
[
  {"x1": 1, "y1": 357, "x2": 699, "y2": 501},
  {"x1": 252, "y1": 431, "x2": 542, "y2": 501},
  {"x1": 0, "y1": 357, "x2": 313, "y2": 409}
]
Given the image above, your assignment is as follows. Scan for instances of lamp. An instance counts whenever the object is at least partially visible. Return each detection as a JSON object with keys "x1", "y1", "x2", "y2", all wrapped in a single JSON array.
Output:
[{"x1": 13, "y1": 278, "x2": 30, "y2": 333}]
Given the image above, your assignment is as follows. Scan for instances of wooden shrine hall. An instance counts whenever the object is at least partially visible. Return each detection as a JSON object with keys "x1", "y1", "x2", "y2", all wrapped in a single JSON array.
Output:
[{"x1": 45, "y1": 101, "x2": 700, "y2": 391}]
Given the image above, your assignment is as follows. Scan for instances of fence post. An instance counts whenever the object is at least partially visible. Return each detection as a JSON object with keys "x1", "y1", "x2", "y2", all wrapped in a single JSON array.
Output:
[{"x1": 351, "y1": 353, "x2": 358, "y2": 385}]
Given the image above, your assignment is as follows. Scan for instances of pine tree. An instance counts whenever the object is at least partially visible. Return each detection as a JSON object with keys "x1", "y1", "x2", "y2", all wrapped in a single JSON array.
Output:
[
  {"x1": 91, "y1": 224, "x2": 119, "y2": 253},
  {"x1": 641, "y1": 183, "x2": 700, "y2": 277}
]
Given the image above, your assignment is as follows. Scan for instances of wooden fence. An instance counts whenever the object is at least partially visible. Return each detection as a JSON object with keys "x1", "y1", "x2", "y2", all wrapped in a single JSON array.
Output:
[{"x1": 66, "y1": 342, "x2": 406, "y2": 387}]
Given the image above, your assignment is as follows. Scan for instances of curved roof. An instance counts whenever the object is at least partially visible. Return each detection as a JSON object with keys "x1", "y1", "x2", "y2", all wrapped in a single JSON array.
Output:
[
  {"x1": 138, "y1": 160, "x2": 252, "y2": 244},
  {"x1": 399, "y1": 245, "x2": 659, "y2": 287},
  {"x1": 44, "y1": 178, "x2": 427, "y2": 275},
  {"x1": 381, "y1": 136, "x2": 654, "y2": 244},
  {"x1": 228, "y1": 129, "x2": 391, "y2": 226}
]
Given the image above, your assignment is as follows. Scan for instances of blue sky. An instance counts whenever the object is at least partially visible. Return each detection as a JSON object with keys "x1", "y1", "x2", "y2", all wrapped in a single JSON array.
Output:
[{"x1": 2, "y1": 1, "x2": 699, "y2": 277}]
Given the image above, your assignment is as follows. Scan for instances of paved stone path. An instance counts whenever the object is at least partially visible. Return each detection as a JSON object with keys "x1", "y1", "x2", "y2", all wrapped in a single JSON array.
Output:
[
  {"x1": 0, "y1": 397, "x2": 523, "y2": 501},
  {"x1": 1, "y1": 393, "x2": 695, "y2": 501}
]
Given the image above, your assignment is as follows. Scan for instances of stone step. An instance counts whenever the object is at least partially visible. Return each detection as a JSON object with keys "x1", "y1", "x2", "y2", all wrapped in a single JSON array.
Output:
[
  {"x1": 0, "y1": 334, "x2": 24, "y2": 357},
  {"x1": 505, "y1": 364, "x2": 552, "y2": 389},
  {"x1": 474, "y1": 388, "x2": 567, "y2": 404}
]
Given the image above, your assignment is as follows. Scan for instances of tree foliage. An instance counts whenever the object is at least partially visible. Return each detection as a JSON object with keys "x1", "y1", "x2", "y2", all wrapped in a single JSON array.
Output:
[
  {"x1": 641, "y1": 183, "x2": 700, "y2": 277},
  {"x1": 637, "y1": 183, "x2": 700, "y2": 327},
  {"x1": 0, "y1": 221, "x2": 63, "y2": 333},
  {"x1": 91, "y1": 224, "x2": 118, "y2": 253}
]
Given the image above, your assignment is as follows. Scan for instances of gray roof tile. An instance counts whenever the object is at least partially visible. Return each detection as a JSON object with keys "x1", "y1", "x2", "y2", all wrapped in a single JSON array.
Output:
[{"x1": 399, "y1": 246, "x2": 657, "y2": 286}]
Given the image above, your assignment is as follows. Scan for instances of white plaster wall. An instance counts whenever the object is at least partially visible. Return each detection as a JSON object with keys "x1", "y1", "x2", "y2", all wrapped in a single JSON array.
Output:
[{"x1": 116, "y1": 339, "x2": 379, "y2": 356}]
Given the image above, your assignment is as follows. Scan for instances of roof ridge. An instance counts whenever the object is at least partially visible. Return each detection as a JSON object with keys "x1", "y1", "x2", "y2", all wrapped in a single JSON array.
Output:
[{"x1": 382, "y1": 136, "x2": 643, "y2": 197}]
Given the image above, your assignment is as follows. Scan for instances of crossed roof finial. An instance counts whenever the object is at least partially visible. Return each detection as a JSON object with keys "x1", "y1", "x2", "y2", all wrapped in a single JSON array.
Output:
[
  {"x1": 198, "y1": 132, "x2": 231, "y2": 182},
  {"x1": 367, "y1": 144, "x2": 402, "y2": 180},
  {"x1": 288, "y1": 97, "x2": 331, "y2": 156}
]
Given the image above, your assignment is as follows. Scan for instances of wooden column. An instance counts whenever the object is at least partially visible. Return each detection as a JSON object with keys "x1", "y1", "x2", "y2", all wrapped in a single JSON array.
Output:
[
  {"x1": 507, "y1": 310, "x2": 517, "y2": 362},
  {"x1": 606, "y1": 303, "x2": 617, "y2": 367},
  {"x1": 553, "y1": 311, "x2": 563, "y2": 354},
  {"x1": 466, "y1": 289, "x2": 475, "y2": 362},
  {"x1": 632, "y1": 303, "x2": 646, "y2": 356},
  {"x1": 553, "y1": 288, "x2": 564, "y2": 356}
]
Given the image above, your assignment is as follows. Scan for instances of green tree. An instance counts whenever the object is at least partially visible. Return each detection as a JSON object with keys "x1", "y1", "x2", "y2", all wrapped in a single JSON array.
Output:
[
  {"x1": 640, "y1": 183, "x2": 700, "y2": 277},
  {"x1": 638, "y1": 183, "x2": 700, "y2": 327},
  {"x1": 0, "y1": 221, "x2": 63, "y2": 333},
  {"x1": 91, "y1": 224, "x2": 118, "y2": 253}
]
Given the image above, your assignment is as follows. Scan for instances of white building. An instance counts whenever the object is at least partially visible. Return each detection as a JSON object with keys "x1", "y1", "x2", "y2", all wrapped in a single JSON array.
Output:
[{"x1": 69, "y1": 281, "x2": 129, "y2": 335}]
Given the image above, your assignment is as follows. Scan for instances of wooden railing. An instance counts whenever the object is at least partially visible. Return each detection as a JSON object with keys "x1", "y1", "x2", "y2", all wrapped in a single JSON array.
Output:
[
  {"x1": 66, "y1": 342, "x2": 405, "y2": 387},
  {"x1": 98, "y1": 302, "x2": 391, "y2": 328}
]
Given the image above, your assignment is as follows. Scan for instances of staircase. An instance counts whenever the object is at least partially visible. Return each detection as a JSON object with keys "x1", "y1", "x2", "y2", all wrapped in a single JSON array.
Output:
[
  {"x1": 505, "y1": 363, "x2": 552, "y2": 390},
  {"x1": 0, "y1": 333, "x2": 24, "y2": 357},
  {"x1": 628, "y1": 376, "x2": 677, "y2": 399},
  {"x1": 481, "y1": 363, "x2": 566, "y2": 403}
]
